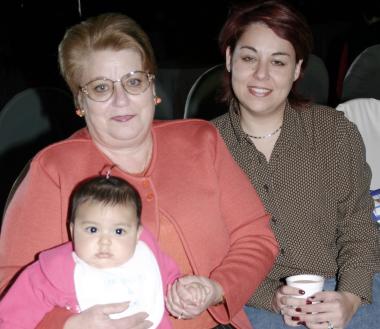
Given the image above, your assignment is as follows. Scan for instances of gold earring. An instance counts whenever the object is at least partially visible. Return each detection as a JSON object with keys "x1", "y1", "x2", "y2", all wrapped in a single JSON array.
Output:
[
  {"x1": 75, "y1": 108, "x2": 85, "y2": 117},
  {"x1": 154, "y1": 96, "x2": 162, "y2": 105}
]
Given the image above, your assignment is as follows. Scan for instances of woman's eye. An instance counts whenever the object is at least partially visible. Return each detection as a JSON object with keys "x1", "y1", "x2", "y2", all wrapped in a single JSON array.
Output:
[
  {"x1": 115, "y1": 228, "x2": 126, "y2": 235},
  {"x1": 127, "y1": 78, "x2": 142, "y2": 87},
  {"x1": 94, "y1": 83, "x2": 110, "y2": 93},
  {"x1": 272, "y1": 60, "x2": 285, "y2": 66},
  {"x1": 85, "y1": 226, "x2": 97, "y2": 233},
  {"x1": 242, "y1": 56, "x2": 255, "y2": 62}
]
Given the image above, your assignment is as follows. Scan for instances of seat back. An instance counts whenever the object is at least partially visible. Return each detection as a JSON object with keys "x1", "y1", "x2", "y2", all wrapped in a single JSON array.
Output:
[
  {"x1": 336, "y1": 98, "x2": 380, "y2": 190},
  {"x1": 183, "y1": 64, "x2": 227, "y2": 119},
  {"x1": 341, "y1": 44, "x2": 380, "y2": 102},
  {"x1": 0, "y1": 86, "x2": 84, "y2": 216},
  {"x1": 295, "y1": 54, "x2": 329, "y2": 105}
]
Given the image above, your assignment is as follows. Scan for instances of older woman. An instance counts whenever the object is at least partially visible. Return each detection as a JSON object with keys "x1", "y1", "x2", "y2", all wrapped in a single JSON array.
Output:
[
  {"x1": 212, "y1": 1, "x2": 380, "y2": 329},
  {"x1": 0, "y1": 13, "x2": 278, "y2": 329}
]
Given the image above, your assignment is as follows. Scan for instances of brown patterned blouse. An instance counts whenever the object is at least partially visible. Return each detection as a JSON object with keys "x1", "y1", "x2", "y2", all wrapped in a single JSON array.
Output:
[{"x1": 212, "y1": 101, "x2": 380, "y2": 311}]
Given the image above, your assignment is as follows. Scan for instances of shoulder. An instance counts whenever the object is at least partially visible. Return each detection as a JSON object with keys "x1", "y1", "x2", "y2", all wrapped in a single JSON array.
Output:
[
  {"x1": 153, "y1": 119, "x2": 221, "y2": 149},
  {"x1": 211, "y1": 112, "x2": 230, "y2": 129},
  {"x1": 153, "y1": 119, "x2": 218, "y2": 136},
  {"x1": 298, "y1": 103, "x2": 352, "y2": 136},
  {"x1": 33, "y1": 128, "x2": 93, "y2": 163},
  {"x1": 38, "y1": 242, "x2": 75, "y2": 291}
]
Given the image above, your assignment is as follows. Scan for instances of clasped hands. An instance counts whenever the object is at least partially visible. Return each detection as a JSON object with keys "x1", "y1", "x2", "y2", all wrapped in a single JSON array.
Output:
[
  {"x1": 272, "y1": 285, "x2": 361, "y2": 329},
  {"x1": 165, "y1": 275, "x2": 225, "y2": 320}
]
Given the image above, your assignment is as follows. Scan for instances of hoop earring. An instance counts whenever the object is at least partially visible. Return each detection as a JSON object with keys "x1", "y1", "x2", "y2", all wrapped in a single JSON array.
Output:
[
  {"x1": 154, "y1": 96, "x2": 162, "y2": 105},
  {"x1": 75, "y1": 108, "x2": 85, "y2": 117}
]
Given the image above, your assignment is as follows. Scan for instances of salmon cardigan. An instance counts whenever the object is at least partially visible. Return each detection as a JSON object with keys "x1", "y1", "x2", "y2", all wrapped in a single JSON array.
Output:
[{"x1": 0, "y1": 119, "x2": 278, "y2": 329}]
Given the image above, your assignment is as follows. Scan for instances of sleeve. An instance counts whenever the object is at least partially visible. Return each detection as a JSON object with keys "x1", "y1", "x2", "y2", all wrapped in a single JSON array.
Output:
[
  {"x1": 208, "y1": 129, "x2": 279, "y2": 322},
  {"x1": 0, "y1": 262, "x2": 57, "y2": 328},
  {"x1": 336, "y1": 116, "x2": 380, "y2": 303},
  {"x1": 0, "y1": 158, "x2": 65, "y2": 294}
]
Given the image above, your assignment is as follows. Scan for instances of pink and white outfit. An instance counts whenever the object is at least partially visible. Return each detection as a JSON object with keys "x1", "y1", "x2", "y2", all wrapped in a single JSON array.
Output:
[{"x1": 0, "y1": 228, "x2": 179, "y2": 329}]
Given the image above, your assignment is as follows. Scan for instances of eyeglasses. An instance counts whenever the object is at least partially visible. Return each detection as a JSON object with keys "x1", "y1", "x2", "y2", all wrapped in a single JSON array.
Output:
[{"x1": 80, "y1": 71, "x2": 155, "y2": 102}]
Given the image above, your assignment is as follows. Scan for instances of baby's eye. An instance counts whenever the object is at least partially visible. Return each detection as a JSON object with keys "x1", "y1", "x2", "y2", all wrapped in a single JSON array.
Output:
[
  {"x1": 85, "y1": 226, "x2": 97, "y2": 233},
  {"x1": 115, "y1": 228, "x2": 126, "y2": 235}
]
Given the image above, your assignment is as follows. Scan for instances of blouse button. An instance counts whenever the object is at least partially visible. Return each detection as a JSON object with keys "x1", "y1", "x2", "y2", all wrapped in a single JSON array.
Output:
[{"x1": 142, "y1": 179, "x2": 150, "y2": 188}]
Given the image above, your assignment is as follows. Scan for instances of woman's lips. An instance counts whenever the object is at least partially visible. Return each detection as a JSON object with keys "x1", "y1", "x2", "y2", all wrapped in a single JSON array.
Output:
[
  {"x1": 248, "y1": 86, "x2": 272, "y2": 97},
  {"x1": 112, "y1": 115, "x2": 135, "y2": 122}
]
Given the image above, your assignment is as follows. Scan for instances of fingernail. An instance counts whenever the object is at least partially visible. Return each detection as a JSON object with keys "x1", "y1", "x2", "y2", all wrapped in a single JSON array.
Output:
[
  {"x1": 297, "y1": 321, "x2": 306, "y2": 326},
  {"x1": 291, "y1": 316, "x2": 300, "y2": 321},
  {"x1": 295, "y1": 307, "x2": 302, "y2": 312},
  {"x1": 306, "y1": 300, "x2": 312, "y2": 304},
  {"x1": 299, "y1": 289, "x2": 305, "y2": 295}
]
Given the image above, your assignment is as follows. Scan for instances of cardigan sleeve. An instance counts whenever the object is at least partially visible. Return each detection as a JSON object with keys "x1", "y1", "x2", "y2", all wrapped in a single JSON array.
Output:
[
  {"x1": 0, "y1": 158, "x2": 66, "y2": 293},
  {"x1": 208, "y1": 130, "x2": 279, "y2": 322}
]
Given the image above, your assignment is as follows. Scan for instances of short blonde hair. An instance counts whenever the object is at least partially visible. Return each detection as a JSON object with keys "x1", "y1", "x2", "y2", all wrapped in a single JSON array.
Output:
[{"x1": 58, "y1": 13, "x2": 156, "y2": 95}]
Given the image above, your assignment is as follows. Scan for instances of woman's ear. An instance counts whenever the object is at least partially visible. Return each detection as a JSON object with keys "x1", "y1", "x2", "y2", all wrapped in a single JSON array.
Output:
[
  {"x1": 226, "y1": 46, "x2": 232, "y2": 73},
  {"x1": 293, "y1": 59, "x2": 303, "y2": 81}
]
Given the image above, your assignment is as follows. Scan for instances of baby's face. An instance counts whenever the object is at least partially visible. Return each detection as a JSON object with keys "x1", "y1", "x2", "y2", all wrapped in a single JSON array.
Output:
[{"x1": 71, "y1": 201, "x2": 141, "y2": 268}]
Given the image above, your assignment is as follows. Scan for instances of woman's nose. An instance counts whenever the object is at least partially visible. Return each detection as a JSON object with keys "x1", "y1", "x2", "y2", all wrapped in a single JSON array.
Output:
[
  {"x1": 253, "y1": 60, "x2": 269, "y2": 80},
  {"x1": 113, "y1": 82, "x2": 131, "y2": 104}
]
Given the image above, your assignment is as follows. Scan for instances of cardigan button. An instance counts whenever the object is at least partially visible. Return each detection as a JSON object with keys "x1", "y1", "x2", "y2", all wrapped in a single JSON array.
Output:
[
  {"x1": 263, "y1": 184, "x2": 269, "y2": 192},
  {"x1": 146, "y1": 193, "x2": 154, "y2": 201}
]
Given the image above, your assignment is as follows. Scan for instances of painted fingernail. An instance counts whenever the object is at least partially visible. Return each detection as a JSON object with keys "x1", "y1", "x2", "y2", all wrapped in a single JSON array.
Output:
[
  {"x1": 306, "y1": 300, "x2": 312, "y2": 304},
  {"x1": 299, "y1": 289, "x2": 305, "y2": 295},
  {"x1": 295, "y1": 307, "x2": 302, "y2": 312},
  {"x1": 291, "y1": 316, "x2": 300, "y2": 321},
  {"x1": 297, "y1": 321, "x2": 306, "y2": 325}
]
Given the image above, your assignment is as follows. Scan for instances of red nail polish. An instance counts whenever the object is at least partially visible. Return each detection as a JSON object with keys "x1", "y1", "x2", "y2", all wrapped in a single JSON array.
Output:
[
  {"x1": 295, "y1": 307, "x2": 302, "y2": 312},
  {"x1": 297, "y1": 321, "x2": 306, "y2": 326},
  {"x1": 291, "y1": 316, "x2": 300, "y2": 321},
  {"x1": 306, "y1": 300, "x2": 312, "y2": 304},
  {"x1": 299, "y1": 289, "x2": 305, "y2": 295}
]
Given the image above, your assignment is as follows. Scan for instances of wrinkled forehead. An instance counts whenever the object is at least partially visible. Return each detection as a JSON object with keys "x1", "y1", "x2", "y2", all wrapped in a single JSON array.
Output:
[{"x1": 78, "y1": 48, "x2": 143, "y2": 84}]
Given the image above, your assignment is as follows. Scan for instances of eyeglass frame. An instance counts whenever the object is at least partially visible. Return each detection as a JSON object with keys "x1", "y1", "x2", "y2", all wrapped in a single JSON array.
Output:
[{"x1": 79, "y1": 70, "x2": 155, "y2": 102}]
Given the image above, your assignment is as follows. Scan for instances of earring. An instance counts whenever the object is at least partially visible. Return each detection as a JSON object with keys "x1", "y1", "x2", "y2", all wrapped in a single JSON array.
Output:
[
  {"x1": 75, "y1": 108, "x2": 85, "y2": 117},
  {"x1": 154, "y1": 96, "x2": 162, "y2": 105}
]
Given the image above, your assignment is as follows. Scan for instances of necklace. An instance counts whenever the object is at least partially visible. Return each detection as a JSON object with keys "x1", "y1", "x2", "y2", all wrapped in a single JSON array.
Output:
[{"x1": 247, "y1": 125, "x2": 282, "y2": 139}]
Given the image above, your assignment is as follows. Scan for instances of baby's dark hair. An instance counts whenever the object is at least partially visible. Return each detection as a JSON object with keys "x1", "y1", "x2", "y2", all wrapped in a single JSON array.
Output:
[{"x1": 69, "y1": 176, "x2": 142, "y2": 225}]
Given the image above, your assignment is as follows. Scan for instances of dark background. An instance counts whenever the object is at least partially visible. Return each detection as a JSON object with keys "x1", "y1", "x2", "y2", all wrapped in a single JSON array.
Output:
[
  {"x1": 1, "y1": 0, "x2": 380, "y2": 108},
  {"x1": 1, "y1": 0, "x2": 380, "y2": 219}
]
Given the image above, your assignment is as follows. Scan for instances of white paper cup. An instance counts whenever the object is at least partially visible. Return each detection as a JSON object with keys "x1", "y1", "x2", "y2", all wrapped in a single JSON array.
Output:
[{"x1": 286, "y1": 274, "x2": 324, "y2": 298}]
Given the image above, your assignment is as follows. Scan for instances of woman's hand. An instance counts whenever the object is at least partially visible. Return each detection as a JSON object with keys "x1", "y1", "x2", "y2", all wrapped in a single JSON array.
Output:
[
  {"x1": 273, "y1": 287, "x2": 361, "y2": 328},
  {"x1": 63, "y1": 302, "x2": 152, "y2": 329},
  {"x1": 166, "y1": 275, "x2": 224, "y2": 320}
]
